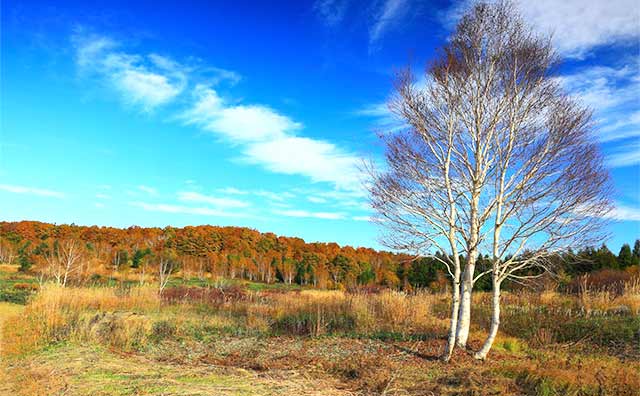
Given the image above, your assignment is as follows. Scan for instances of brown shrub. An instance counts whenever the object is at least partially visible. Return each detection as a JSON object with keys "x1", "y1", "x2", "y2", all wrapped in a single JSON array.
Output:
[
  {"x1": 161, "y1": 285, "x2": 247, "y2": 306},
  {"x1": 567, "y1": 269, "x2": 633, "y2": 296},
  {"x1": 13, "y1": 283, "x2": 38, "y2": 291}
]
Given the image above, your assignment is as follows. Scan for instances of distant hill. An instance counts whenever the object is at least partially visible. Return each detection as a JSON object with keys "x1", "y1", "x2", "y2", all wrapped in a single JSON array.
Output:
[
  {"x1": 0, "y1": 220, "x2": 405, "y2": 288},
  {"x1": 0, "y1": 221, "x2": 637, "y2": 291}
]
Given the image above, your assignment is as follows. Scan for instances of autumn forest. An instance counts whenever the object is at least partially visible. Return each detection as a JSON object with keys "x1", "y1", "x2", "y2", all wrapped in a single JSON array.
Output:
[{"x1": 1, "y1": 221, "x2": 637, "y2": 293}]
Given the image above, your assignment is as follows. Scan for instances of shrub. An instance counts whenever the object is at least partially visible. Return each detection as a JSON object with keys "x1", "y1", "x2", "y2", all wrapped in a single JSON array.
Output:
[
  {"x1": 272, "y1": 309, "x2": 357, "y2": 336},
  {"x1": 151, "y1": 319, "x2": 177, "y2": 340},
  {"x1": 567, "y1": 269, "x2": 634, "y2": 296},
  {"x1": 161, "y1": 285, "x2": 247, "y2": 306},
  {"x1": 89, "y1": 312, "x2": 151, "y2": 351},
  {"x1": 0, "y1": 286, "x2": 32, "y2": 304},
  {"x1": 13, "y1": 283, "x2": 38, "y2": 291}
]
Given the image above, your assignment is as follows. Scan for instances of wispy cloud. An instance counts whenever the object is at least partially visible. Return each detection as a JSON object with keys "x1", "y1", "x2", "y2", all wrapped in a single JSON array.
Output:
[
  {"x1": 73, "y1": 32, "x2": 187, "y2": 111},
  {"x1": 217, "y1": 187, "x2": 249, "y2": 195},
  {"x1": 180, "y1": 84, "x2": 301, "y2": 143},
  {"x1": 274, "y1": 209, "x2": 345, "y2": 220},
  {"x1": 444, "y1": 0, "x2": 640, "y2": 58},
  {"x1": 73, "y1": 30, "x2": 365, "y2": 193},
  {"x1": 606, "y1": 204, "x2": 640, "y2": 222},
  {"x1": 95, "y1": 193, "x2": 111, "y2": 199},
  {"x1": 369, "y1": 0, "x2": 410, "y2": 50},
  {"x1": 217, "y1": 187, "x2": 296, "y2": 203},
  {"x1": 308, "y1": 196, "x2": 328, "y2": 204},
  {"x1": 606, "y1": 141, "x2": 640, "y2": 168},
  {"x1": 177, "y1": 191, "x2": 249, "y2": 208},
  {"x1": 314, "y1": 0, "x2": 415, "y2": 52},
  {"x1": 243, "y1": 137, "x2": 362, "y2": 190},
  {"x1": 130, "y1": 201, "x2": 250, "y2": 218},
  {"x1": 558, "y1": 65, "x2": 640, "y2": 143},
  {"x1": 0, "y1": 184, "x2": 65, "y2": 198},
  {"x1": 180, "y1": 85, "x2": 363, "y2": 191},
  {"x1": 254, "y1": 190, "x2": 294, "y2": 202},
  {"x1": 138, "y1": 185, "x2": 158, "y2": 195},
  {"x1": 314, "y1": 0, "x2": 350, "y2": 27},
  {"x1": 355, "y1": 74, "x2": 430, "y2": 132}
]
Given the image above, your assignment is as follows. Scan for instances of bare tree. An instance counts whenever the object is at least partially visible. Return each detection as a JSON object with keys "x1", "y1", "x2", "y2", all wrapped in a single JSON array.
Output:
[
  {"x1": 0, "y1": 237, "x2": 15, "y2": 264},
  {"x1": 158, "y1": 249, "x2": 177, "y2": 296},
  {"x1": 44, "y1": 239, "x2": 86, "y2": 287},
  {"x1": 369, "y1": 1, "x2": 611, "y2": 361}
]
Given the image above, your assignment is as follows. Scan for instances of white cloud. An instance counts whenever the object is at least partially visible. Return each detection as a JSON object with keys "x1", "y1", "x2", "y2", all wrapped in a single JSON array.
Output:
[
  {"x1": 445, "y1": 0, "x2": 640, "y2": 58},
  {"x1": 138, "y1": 185, "x2": 158, "y2": 195},
  {"x1": 74, "y1": 31, "x2": 365, "y2": 193},
  {"x1": 72, "y1": 29, "x2": 189, "y2": 112},
  {"x1": 73, "y1": 32, "x2": 187, "y2": 111},
  {"x1": 130, "y1": 201, "x2": 249, "y2": 217},
  {"x1": 218, "y1": 187, "x2": 249, "y2": 195},
  {"x1": 294, "y1": 187, "x2": 369, "y2": 212},
  {"x1": 254, "y1": 190, "x2": 293, "y2": 202},
  {"x1": 95, "y1": 202, "x2": 105, "y2": 208},
  {"x1": 180, "y1": 85, "x2": 363, "y2": 191},
  {"x1": 308, "y1": 196, "x2": 328, "y2": 204},
  {"x1": 606, "y1": 141, "x2": 640, "y2": 168},
  {"x1": 355, "y1": 102, "x2": 390, "y2": 118},
  {"x1": 114, "y1": 68, "x2": 183, "y2": 110},
  {"x1": 180, "y1": 85, "x2": 301, "y2": 143},
  {"x1": 274, "y1": 209, "x2": 345, "y2": 220},
  {"x1": 352, "y1": 215, "x2": 373, "y2": 221},
  {"x1": 515, "y1": 0, "x2": 639, "y2": 58},
  {"x1": 244, "y1": 136, "x2": 362, "y2": 190},
  {"x1": 0, "y1": 184, "x2": 64, "y2": 198},
  {"x1": 76, "y1": 35, "x2": 115, "y2": 68},
  {"x1": 177, "y1": 191, "x2": 249, "y2": 208},
  {"x1": 95, "y1": 193, "x2": 111, "y2": 199},
  {"x1": 558, "y1": 65, "x2": 640, "y2": 143},
  {"x1": 369, "y1": 0, "x2": 410, "y2": 49},
  {"x1": 606, "y1": 204, "x2": 640, "y2": 221}
]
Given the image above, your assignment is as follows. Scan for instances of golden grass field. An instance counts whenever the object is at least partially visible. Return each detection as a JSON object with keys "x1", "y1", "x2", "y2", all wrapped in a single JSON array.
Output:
[{"x1": 0, "y1": 265, "x2": 638, "y2": 396}]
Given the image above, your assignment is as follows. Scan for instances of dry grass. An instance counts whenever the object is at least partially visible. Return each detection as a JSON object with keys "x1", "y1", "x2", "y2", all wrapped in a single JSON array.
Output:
[
  {"x1": 0, "y1": 264, "x2": 19, "y2": 273},
  {"x1": 251, "y1": 289, "x2": 447, "y2": 337},
  {"x1": 1, "y1": 344, "x2": 350, "y2": 396},
  {"x1": 2, "y1": 283, "x2": 639, "y2": 395},
  {"x1": 1, "y1": 285, "x2": 159, "y2": 356}
]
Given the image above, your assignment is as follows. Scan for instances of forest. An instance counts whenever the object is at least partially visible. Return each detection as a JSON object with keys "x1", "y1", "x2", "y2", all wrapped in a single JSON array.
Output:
[{"x1": 1, "y1": 220, "x2": 637, "y2": 293}]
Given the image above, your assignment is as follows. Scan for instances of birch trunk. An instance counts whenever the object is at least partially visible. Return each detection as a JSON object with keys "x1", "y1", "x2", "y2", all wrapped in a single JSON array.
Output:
[
  {"x1": 442, "y1": 270, "x2": 461, "y2": 361},
  {"x1": 455, "y1": 255, "x2": 475, "y2": 348},
  {"x1": 474, "y1": 278, "x2": 501, "y2": 359}
]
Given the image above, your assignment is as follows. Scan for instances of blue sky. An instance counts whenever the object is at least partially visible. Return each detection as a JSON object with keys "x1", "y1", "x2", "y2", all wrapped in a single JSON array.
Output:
[{"x1": 1, "y1": 0, "x2": 639, "y2": 251}]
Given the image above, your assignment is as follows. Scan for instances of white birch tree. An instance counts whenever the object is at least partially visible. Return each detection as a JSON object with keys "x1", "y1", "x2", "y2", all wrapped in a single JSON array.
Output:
[
  {"x1": 44, "y1": 239, "x2": 86, "y2": 287},
  {"x1": 368, "y1": 1, "x2": 611, "y2": 361}
]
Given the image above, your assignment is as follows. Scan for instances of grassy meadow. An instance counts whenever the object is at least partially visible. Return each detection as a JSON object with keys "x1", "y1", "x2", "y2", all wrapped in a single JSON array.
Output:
[{"x1": 1, "y1": 264, "x2": 639, "y2": 396}]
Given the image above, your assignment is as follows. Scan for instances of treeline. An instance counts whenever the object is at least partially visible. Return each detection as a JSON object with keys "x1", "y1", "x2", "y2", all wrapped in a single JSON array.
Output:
[
  {"x1": 0, "y1": 221, "x2": 637, "y2": 291},
  {"x1": 402, "y1": 242, "x2": 640, "y2": 292},
  {"x1": 0, "y1": 221, "x2": 403, "y2": 289}
]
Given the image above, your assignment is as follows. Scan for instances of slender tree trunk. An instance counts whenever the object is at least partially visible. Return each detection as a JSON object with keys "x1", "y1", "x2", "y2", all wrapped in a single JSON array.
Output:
[
  {"x1": 475, "y1": 278, "x2": 501, "y2": 359},
  {"x1": 443, "y1": 270, "x2": 461, "y2": 361},
  {"x1": 457, "y1": 183, "x2": 480, "y2": 348},
  {"x1": 456, "y1": 254, "x2": 476, "y2": 348},
  {"x1": 63, "y1": 264, "x2": 70, "y2": 287}
]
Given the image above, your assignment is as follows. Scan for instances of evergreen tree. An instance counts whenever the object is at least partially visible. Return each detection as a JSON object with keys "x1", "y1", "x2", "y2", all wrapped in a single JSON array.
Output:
[
  {"x1": 596, "y1": 244, "x2": 618, "y2": 270},
  {"x1": 618, "y1": 244, "x2": 634, "y2": 269},
  {"x1": 17, "y1": 241, "x2": 33, "y2": 272},
  {"x1": 632, "y1": 240, "x2": 640, "y2": 265}
]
